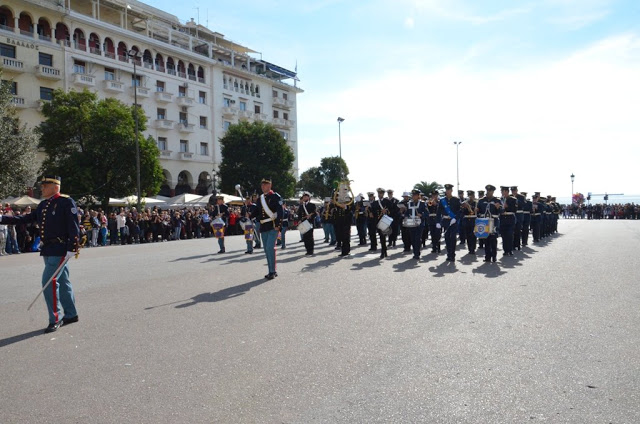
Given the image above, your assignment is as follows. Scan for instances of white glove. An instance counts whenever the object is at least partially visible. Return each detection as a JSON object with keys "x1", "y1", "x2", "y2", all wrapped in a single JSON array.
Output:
[
  {"x1": 450, "y1": 218, "x2": 456, "y2": 225},
  {"x1": 65, "y1": 251, "x2": 76, "y2": 261},
  {"x1": 436, "y1": 223, "x2": 441, "y2": 229}
]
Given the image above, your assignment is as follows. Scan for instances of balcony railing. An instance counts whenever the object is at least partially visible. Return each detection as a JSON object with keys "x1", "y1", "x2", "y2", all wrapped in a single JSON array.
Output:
[
  {"x1": 253, "y1": 113, "x2": 268, "y2": 121},
  {"x1": 178, "y1": 123, "x2": 195, "y2": 133},
  {"x1": 89, "y1": 47, "x2": 101, "y2": 55},
  {"x1": 222, "y1": 106, "x2": 238, "y2": 117},
  {"x1": 35, "y1": 65, "x2": 62, "y2": 79},
  {"x1": 130, "y1": 86, "x2": 150, "y2": 97},
  {"x1": 11, "y1": 96, "x2": 27, "y2": 108},
  {"x1": 160, "y1": 150, "x2": 172, "y2": 157},
  {"x1": 155, "y1": 91, "x2": 173, "y2": 102},
  {"x1": 104, "y1": 51, "x2": 116, "y2": 59},
  {"x1": 2, "y1": 57, "x2": 24, "y2": 72},
  {"x1": 72, "y1": 73, "x2": 95, "y2": 87},
  {"x1": 177, "y1": 96, "x2": 194, "y2": 107},
  {"x1": 238, "y1": 110, "x2": 253, "y2": 120},
  {"x1": 103, "y1": 80, "x2": 124, "y2": 93},
  {"x1": 180, "y1": 152, "x2": 194, "y2": 160},
  {"x1": 20, "y1": 29, "x2": 34, "y2": 38},
  {"x1": 154, "y1": 120, "x2": 175, "y2": 130}
]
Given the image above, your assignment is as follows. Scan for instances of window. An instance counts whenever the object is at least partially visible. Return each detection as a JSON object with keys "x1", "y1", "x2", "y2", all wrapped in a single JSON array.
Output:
[
  {"x1": 73, "y1": 60, "x2": 86, "y2": 74},
  {"x1": 283, "y1": 112, "x2": 289, "y2": 120},
  {"x1": 200, "y1": 143, "x2": 209, "y2": 156},
  {"x1": 157, "y1": 108, "x2": 166, "y2": 120},
  {"x1": 2, "y1": 80, "x2": 17, "y2": 95},
  {"x1": 0, "y1": 43, "x2": 16, "y2": 58},
  {"x1": 272, "y1": 90, "x2": 278, "y2": 98},
  {"x1": 223, "y1": 121, "x2": 231, "y2": 130},
  {"x1": 179, "y1": 140, "x2": 188, "y2": 153},
  {"x1": 199, "y1": 116, "x2": 207, "y2": 129},
  {"x1": 104, "y1": 67, "x2": 115, "y2": 80},
  {"x1": 179, "y1": 112, "x2": 188, "y2": 125},
  {"x1": 199, "y1": 91, "x2": 206, "y2": 104},
  {"x1": 283, "y1": 93, "x2": 288, "y2": 100},
  {"x1": 157, "y1": 137, "x2": 167, "y2": 151},
  {"x1": 279, "y1": 130, "x2": 289, "y2": 140},
  {"x1": 39, "y1": 52, "x2": 53, "y2": 67},
  {"x1": 132, "y1": 74, "x2": 141, "y2": 87},
  {"x1": 223, "y1": 98, "x2": 230, "y2": 107},
  {"x1": 273, "y1": 110, "x2": 279, "y2": 119},
  {"x1": 254, "y1": 104, "x2": 261, "y2": 114},
  {"x1": 40, "y1": 87, "x2": 54, "y2": 100},
  {"x1": 239, "y1": 101, "x2": 246, "y2": 111},
  {"x1": 156, "y1": 81, "x2": 165, "y2": 92},
  {"x1": 178, "y1": 86, "x2": 186, "y2": 97}
]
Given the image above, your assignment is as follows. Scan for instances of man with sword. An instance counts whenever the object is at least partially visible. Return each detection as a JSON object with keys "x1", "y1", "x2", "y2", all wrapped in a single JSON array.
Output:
[{"x1": 0, "y1": 175, "x2": 81, "y2": 333}]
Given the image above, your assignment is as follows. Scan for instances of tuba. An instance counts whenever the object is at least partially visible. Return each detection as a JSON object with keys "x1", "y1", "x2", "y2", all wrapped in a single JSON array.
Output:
[{"x1": 333, "y1": 180, "x2": 354, "y2": 208}]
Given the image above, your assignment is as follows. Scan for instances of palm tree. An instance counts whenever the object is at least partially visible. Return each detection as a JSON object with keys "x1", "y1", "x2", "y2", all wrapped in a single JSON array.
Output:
[{"x1": 413, "y1": 181, "x2": 442, "y2": 196}]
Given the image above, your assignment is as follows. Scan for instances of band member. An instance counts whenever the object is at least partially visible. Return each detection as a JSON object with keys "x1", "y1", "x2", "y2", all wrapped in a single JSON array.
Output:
[
  {"x1": 279, "y1": 204, "x2": 290, "y2": 249},
  {"x1": 334, "y1": 197, "x2": 353, "y2": 257},
  {"x1": 354, "y1": 193, "x2": 368, "y2": 246},
  {"x1": 366, "y1": 192, "x2": 378, "y2": 251},
  {"x1": 462, "y1": 190, "x2": 477, "y2": 254},
  {"x1": 213, "y1": 195, "x2": 229, "y2": 253},
  {"x1": 476, "y1": 185, "x2": 502, "y2": 263},
  {"x1": 399, "y1": 192, "x2": 411, "y2": 253},
  {"x1": 531, "y1": 192, "x2": 543, "y2": 242},
  {"x1": 427, "y1": 190, "x2": 442, "y2": 253},
  {"x1": 520, "y1": 192, "x2": 532, "y2": 246},
  {"x1": 457, "y1": 189, "x2": 466, "y2": 246},
  {"x1": 386, "y1": 189, "x2": 400, "y2": 248},
  {"x1": 421, "y1": 193, "x2": 430, "y2": 247},
  {"x1": 320, "y1": 198, "x2": 336, "y2": 245},
  {"x1": 511, "y1": 186, "x2": 524, "y2": 251},
  {"x1": 0, "y1": 175, "x2": 81, "y2": 333},
  {"x1": 499, "y1": 186, "x2": 517, "y2": 256},
  {"x1": 298, "y1": 192, "x2": 317, "y2": 255},
  {"x1": 371, "y1": 188, "x2": 392, "y2": 259},
  {"x1": 551, "y1": 197, "x2": 561, "y2": 233},
  {"x1": 251, "y1": 193, "x2": 262, "y2": 249},
  {"x1": 440, "y1": 184, "x2": 461, "y2": 262},
  {"x1": 241, "y1": 196, "x2": 256, "y2": 254},
  {"x1": 251, "y1": 178, "x2": 283, "y2": 280},
  {"x1": 477, "y1": 190, "x2": 485, "y2": 249},
  {"x1": 404, "y1": 189, "x2": 427, "y2": 259}
]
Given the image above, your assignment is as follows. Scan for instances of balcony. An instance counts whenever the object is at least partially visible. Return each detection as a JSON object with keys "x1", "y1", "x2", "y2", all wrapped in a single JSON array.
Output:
[
  {"x1": 35, "y1": 65, "x2": 62, "y2": 80},
  {"x1": 155, "y1": 91, "x2": 173, "y2": 103},
  {"x1": 273, "y1": 97, "x2": 294, "y2": 109},
  {"x1": 130, "y1": 86, "x2": 150, "y2": 98},
  {"x1": 253, "y1": 113, "x2": 268, "y2": 122},
  {"x1": 72, "y1": 73, "x2": 95, "y2": 87},
  {"x1": 180, "y1": 152, "x2": 194, "y2": 160},
  {"x1": 159, "y1": 150, "x2": 173, "y2": 158},
  {"x1": 221, "y1": 106, "x2": 238, "y2": 117},
  {"x1": 238, "y1": 110, "x2": 253, "y2": 120},
  {"x1": 177, "y1": 122, "x2": 195, "y2": 133},
  {"x1": 103, "y1": 80, "x2": 124, "y2": 93},
  {"x1": 2, "y1": 57, "x2": 24, "y2": 73},
  {"x1": 11, "y1": 96, "x2": 27, "y2": 108},
  {"x1": 176, "y1": 96, "x2": 194, "y2": 107},
  {"x1": 273, "y1": 118, "x2": 294, "y2": 128},
  {"x1": 154, "y1": 119, "x2": 174, "y2": 130}
]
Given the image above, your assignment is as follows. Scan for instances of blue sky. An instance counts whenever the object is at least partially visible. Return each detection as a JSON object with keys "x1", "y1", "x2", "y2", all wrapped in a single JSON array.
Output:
[{"x1": 157, "y1": 0, "x2": 640, "y2": 200}]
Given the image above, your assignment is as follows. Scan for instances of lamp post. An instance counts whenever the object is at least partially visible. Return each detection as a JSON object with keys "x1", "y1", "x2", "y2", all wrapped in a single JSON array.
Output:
[
  {"x1": 570, "y1": 173, "x2": 575, "y2": 204},
  {"x1": 453, "y1": 141, "x2": 462, "y2": 192},
  {"x1": 337, "y1": 117, "x2": 345, "y2": 158},
  {"x1": 211, "y1": 170, "x2": 218, "y2": 197},
  {"x1": 127, "y1": 49, "x2": 143, "y2": 213}
]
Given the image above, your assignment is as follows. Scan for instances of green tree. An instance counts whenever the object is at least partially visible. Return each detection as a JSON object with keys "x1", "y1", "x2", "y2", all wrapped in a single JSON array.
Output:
[
  {"x1": 39, "y1": 89, "x2": 163, "y2": 208},
  {"x1": 297, "y1": 156, "x2": 350, "y2": 198},
  {"x1": 218, "y1": 121, "x2": 296, "y2": 198},
  {"x1": 414, "y1": 181, "x2": 442, "y2": 196},
  {"x1": 0, "y1": 72, "x2": 39, "y2": 199}
]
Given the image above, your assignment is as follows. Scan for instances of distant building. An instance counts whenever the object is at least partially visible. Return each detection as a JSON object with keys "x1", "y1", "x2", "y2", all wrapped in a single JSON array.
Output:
[{"x1": 1, "y1": 0, "x2": 302, "y2": 196}]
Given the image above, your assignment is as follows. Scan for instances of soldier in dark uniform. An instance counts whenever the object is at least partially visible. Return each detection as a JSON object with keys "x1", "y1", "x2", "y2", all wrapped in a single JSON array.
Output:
[
  {"x1": 427, "y1": 190, "x2": 442, "y2": 253},
  {"x1": 371, "y1": 188, "x2": 392, "y2": 259},
  {"x1": 461, "y1": 190, "x2": 477, "y2": 254},
  {"x1": 386, "y1": 189, "x2": 400, "y2": 248},
  {"x1": 543, "y1": 196, "x2": 553, "y2": 237},
  {"x1": 298, "y1": 192, "x2": 317, "y2": 256},
  {"x1": 531, "y1": 192, "x2": 543, "y2": 242},
  {"x1": 457, "y1": 190, "x2": 466, "y2": 247},
  {"x1": 520, "y1": 192, "x2": 532, "y2": 246},
  {"x1": 499, "y1": 186, "x2": 517, "y2": 256},
  {"x1": 241, "y1": 196, "x2": 256, "y2": 254},
  {"x1": 250, "y1": 178, "x2": 283, "y2": 279},
  {"x1": 333, "y1": 198, "x2": 353, "y2": 257},
  {"x1": 0, "y1": 175, "x2": 81, "y2": 333},
  {"x1": 365, "y1": 192, "x2": 378, "y2": 251},
  {"x1": 551, "y1": 197, "x2": 561, "y2": 233},
  {"x1": 440, "y1": 184, "x2": 461, "y2": 262},
  {"x1": 511, "y1": 186, "x2": 524, "y2": 251},
  {"x1": 213, "y1": 195, "x2": 230, "y2": 253},
  {"x1": 399, "y1": 191, "x2": 411, "y2": 253},
  {"x1": 476, "y1": 185, "x2": 501, "y2": 263},
  {"x1": 354, "y1": 193, "x2": 368, "y2": 246},
  {"x1": 421, "y1": 193, "x2": 430, "y2": 247},
  {"x1": 477, "y1": 190, "x2": 485, "y2": 250},
  {"x1": 404, "y1": 189, "x2": 427, "y2": 259}
]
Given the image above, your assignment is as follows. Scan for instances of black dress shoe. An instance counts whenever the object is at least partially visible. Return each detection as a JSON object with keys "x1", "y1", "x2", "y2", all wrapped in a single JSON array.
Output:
[
  {"x1": 62, "y1": 316, "x2": 79, "y2": 326},
  {"x1": 218, "y1": 249, "x2": 225, "y2": 254},
  {"x1": 339, "y1": 253, "x2": 350, "y2": 257},
  {"x1": 484, "y1": 258, "x2": 491, "y2": 263},
  {"x1": 274, "y1": 272, "x2": 278, "y2": 277},
  {"x1": 265, "y1": 273, "x2": 275, "y2": 280},
  {"x1": 44, "y1": 322, "x2": 60, "y2": 334}
]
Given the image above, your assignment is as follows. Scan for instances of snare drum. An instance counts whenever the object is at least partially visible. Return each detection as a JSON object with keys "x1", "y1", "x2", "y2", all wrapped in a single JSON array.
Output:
[
  {"x1": 474, "y1": 217, "x2": 494, "y2": 239},
  {"x1": 298, "y1": 219, "x2": 313, "y2": 235},
  {"x1": 377, "y1": 214, "x2": 393, "y2": 234},
  {"x1": 402, "y1": 217, "x2": 421, "y2": 228}
]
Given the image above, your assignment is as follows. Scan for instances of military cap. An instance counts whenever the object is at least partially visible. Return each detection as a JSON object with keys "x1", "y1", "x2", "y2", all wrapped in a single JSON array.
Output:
[
  {"x1": 500, "y1": 186, "x2": 510, "y2": 191},
  {"x1": 402, "y1": 191, "x2": 411, "y2": 197},
  {"x1": 478, "y1": 190, "x2": 485, "y2": 196},
  {"x1": 411, "y1": 189, "x2": 421, "y2": 196},
  {"x1": 430, "y1": 190, "x2": 439, "y2": 196},
  {"x1": 534, "y1": 192, "x2": 541, "y2": 196},
  {"x1": 444, "y1": 184, "x2": 454, "y2": 190},
  {"x1": 510, "y1": 186, "x2": 518, "y2": 191},
  {"x1": 367, "y1": 192, "x2": 375, "y2": 196},
  {"x1": 485, "y1": 185, "x2": 496, "y2": 191},
  {"x1": 260, "y1": 178, "x2": 272, "y2": 184},
  {"x1": 458, "y1": 190, "x2": 464, "y2": 195},
  {"x1": 386, "y1": 189, "x2": 394, "y2": 193},
  {"x1": 302, "y1": 191, "x2": 311, "y2": 197},
  {"x1": 215, "y1": 195, "x2": 224, "y2": 199},
  {"x1": 40, "y1": 175, "x2": 61, "y2": 185},
  {"x1": 376, "y1": 187, "x2": 385, "y2": 193},
  {"x1": 520, "y1": 191, "x2": 527, "y2": 196},
  {"x1": 466, "y1": 190, "x2": 475, "y2": 196}
]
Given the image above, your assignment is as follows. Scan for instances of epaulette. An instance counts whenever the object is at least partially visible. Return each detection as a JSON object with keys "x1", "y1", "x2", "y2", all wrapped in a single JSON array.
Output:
[{"x1": 59, "y1": 193, "x2": 70, "y2": 198}]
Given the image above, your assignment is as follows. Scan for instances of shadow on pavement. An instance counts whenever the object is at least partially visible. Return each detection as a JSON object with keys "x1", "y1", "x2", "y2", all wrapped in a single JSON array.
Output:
[
  {"x1": 174, "y1": 278, "x2": 268, "y2": 308},
  {"x1": 428, "y1": 261, "x2": 458, "y2": 277},
  {"x1": 472, "y1": 262, "x2": 507, "y2": 278},
  {"x1": 169, "y1": 253, "x2": 213, "y2": 262},
  {"x1": 392, "y1": 258, "x2": 420, "y2": 272},
  {"x1": 301, "y1": 257, "x2": 338, "y2": 273},
  {"x1": 351, "y1": 257, "x2": 383, "y2": 270},
  {"x1": 0, "y1": 329, "x2": 44, "y2": 348}
]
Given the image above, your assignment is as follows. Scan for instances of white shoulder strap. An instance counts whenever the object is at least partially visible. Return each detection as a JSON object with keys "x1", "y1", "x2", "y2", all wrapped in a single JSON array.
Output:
[{"x1": 261, "y1": 194, "x2": 276, "y2": 219}]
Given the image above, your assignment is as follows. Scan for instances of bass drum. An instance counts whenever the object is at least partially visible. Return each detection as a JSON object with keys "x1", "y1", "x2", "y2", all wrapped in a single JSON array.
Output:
[
  {"x1": 298, "y1": 219, "x2": 313, "y2": 235},
  {"x1": 376, "y1": 214, "x2": 393, "y2": 235}
]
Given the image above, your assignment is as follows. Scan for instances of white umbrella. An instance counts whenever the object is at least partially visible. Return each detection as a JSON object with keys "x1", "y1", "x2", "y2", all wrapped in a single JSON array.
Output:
[
  {"x1": 186, "y1": 193, "x2": 242, "y2": 206},
  {"x1": 166, "y1": 193, "x2": 203, "y2": 206},
  {"x1": 10, "y1": 195, "x2": 41, "y2": 207},
  {"x1": 108, "y1": 196, "x2": 165, "y2": 207}
]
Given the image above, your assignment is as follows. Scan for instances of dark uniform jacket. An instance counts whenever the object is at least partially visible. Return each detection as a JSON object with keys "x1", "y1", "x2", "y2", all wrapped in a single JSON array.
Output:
[
  {"x1": 298, "y1": 201, "x2": 317, "y2": 224},
  {"x1": 251, "y1": 191, "x2": 283, "y2": 232},
  {"x1": 2, "y1": 193, "x2": 80, "y2": 256},
  {"x1": 370, "y1": 197, "x2": 392, "y2": 222}
]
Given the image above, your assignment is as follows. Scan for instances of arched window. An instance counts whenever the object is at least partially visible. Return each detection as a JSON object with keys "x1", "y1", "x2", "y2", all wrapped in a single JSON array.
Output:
[
  {"x1": 73, "y1": 28, "x2": 86, "y2": 50},
  {"x1": 143, "y1": 49, "x2": 153, "y2": 68},
  {"x1": 88, "y1": 33, "x2": 100, "y2": 54},
  {"x1": 0, "y1": 7, "x2": 15, "y2": 29},
  {"x1": 18, "y1": 12, "x2": 34, "y2": 35},
  {"x1": 187, "y1": 63, "x2": 196, "y2": 80},
  {"x1": 55, "y1": 23, "x2": 70, "y2": 45},
  {"x1": 103, "y1": 37, "x2": 115, "y2": 58},
  {"x1": 155, "y1": 53, "x2": 165, "y2": 72},
  {"x1": 37, "y1": 18, "x2": 52, "y2": 40},
  {"x1": 117, "y1": 41, "x2": 128, "y2": 61},
  {"x1": 197, "y1": 66, "x2": 205, "y2": 83},
  {"x1": 166, "y1": 57, "x2": 175, "y2": 75},
  {"x1": 177, "y1": 60, "x2": 186, "y2": 78}
]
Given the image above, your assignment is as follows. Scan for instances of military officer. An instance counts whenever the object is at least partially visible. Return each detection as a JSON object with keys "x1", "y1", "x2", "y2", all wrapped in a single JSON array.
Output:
[
  {"x1": 366, "y1": 192, "x2": 378, "y2": 251},
  {"x1": 499, "y1": 186, "x2": 517, "y2": 256},
  {"x1": 462, "y1": 190, "x2": 478, "y2": 254},
  {"x1": 333, "y1": 196, "x2": 353, "y2": 257},
  {"x1": 457, "y1": 190, "x2": 466, "y2": 246},
  {"x1": 476, "y1": 185, "x2": 502, "y2": 263},
  {"x1": 511, "y1": 186, "x2": 524, "y2": 251},
  {"x1": 520, "y1": 192, "x2": 532, "y2": 246},
  {"x1": 0, "y1": 175, "x2": 81, "y2": 333},
  {"x1": 298, "y1": 191, "x2": 317, "y2": 256},
  {"x1": 531, "y1": 192, "x2": 543, "y2": 242},
  {"x1": 251, "y1": 178, "x2": 283, "y2": 279},
  {"x1": 427, "y1": 190, "x2": 442, "y2": 253},
  {"x1": 404, "y1": 189, "x2": 427, "y2": 259},
  {"x1": 354, "y1": 193, "x2": 368, "y2": 246},
  {"x1": 241, "y1": 196, "x2": 257, "y2": 254},
  {"x1": 371, "y1": 188, "x2": 392, "y2": 259},
  {"x1": 477, "y1": 190, "x2": 486, "y2": 249},
  {"x1": 386, "y1": 189, "x2": 400, "y2": 248},
  {"x1": 440, "y1": 184, "x2": 461, "y2": 262},
  {"x1": 399, "y1": 191, "x2": 411, "y2": 253}
]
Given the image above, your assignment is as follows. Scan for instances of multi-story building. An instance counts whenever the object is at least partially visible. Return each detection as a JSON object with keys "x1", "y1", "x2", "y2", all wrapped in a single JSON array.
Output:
[{"x1": 0, "y1": 0, "x2": 302, "y2": 197}]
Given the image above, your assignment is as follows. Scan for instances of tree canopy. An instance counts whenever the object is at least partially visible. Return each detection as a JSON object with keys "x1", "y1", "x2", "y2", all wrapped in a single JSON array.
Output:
[
  {"x1": 39, "y1": 89, "x2": 163, "y2": 208},
  {"x1": 0, "y1": 72, "x2": 39, "y2": 199},
  {"x1": 297, "y1": 156, "x2": 350, "y2": 198},
  {"x1": 218, "y1": 121, "x2": 296, "y2": 198},
  {"x1": 413, "y1": 181, "x2": 442, "y2": 196}
]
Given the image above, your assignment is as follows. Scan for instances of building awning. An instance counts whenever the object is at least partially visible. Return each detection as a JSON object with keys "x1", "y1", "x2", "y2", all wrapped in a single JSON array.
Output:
[{"x1": 263, "y1": 61, "x2": 297, "y2": 80}]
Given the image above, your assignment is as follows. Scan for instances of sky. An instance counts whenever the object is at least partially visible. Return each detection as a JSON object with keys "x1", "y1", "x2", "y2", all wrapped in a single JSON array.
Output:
[{"x1": 155, "y1": 0, "x2": 640, "y2": 202}]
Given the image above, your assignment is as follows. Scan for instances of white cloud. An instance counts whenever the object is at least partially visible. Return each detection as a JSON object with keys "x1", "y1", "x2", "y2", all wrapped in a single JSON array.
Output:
[{"x1": 404, "y1": 17, "x2": 415, "y2": 29}]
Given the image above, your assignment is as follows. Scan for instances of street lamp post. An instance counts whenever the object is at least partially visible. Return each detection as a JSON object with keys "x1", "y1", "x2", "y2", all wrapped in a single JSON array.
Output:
[
  {"x1": 337, "y1": 117, "x2": 345, "y2": 158},
  {"x1": 211, "y1": 170, "x2": 218, "y2": 197},
  {"x1": 570, "y1": 173, "x2": 575, "y2": 204},
  {"x1": 453, "y1": 141, "x2": 462, "y2": 192},
  {"x1": 128, "y1": 49, "x2": 143, "y2": 213}
]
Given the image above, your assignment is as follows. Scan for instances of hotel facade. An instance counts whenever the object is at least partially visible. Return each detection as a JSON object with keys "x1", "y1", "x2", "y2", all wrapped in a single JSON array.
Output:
[{"x1": 0, "y1": 0, "x2": 302, "y2": 196}]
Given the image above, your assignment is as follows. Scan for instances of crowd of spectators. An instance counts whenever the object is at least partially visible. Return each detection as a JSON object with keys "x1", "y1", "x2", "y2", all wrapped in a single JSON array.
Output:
[{"x1": 562, "y1": 203, "x2": 639, "y2": 220}]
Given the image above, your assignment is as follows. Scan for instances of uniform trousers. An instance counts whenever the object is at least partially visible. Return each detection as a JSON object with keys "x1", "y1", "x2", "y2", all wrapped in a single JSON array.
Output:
[
  {"x1": 302, "y1": 226, "x2": 314, "y2": 254},
  {"x1": 521, "y1": 216, "x2": 531, "y2": 245},
  {"x1": 429, "y1": 223, "x2": 441, "y2": 252},
  {"x1": 367, "y1": 221, "x2": 378, "y2": 250},
  {"x1": 335, "y1": 220, "x2": 351, "y2": 255},
  {"x1": 377, "y1": 230, "x2": 388, "y2": 256},
  {"x1": 442, "y1": 220, "x2": 457, "y2": 259},
  {"x1": 532, "y1": 216, "x2": 541, "y2": 241},
  {"x1": 401, "y1": 225, "x2": 411, "y2": 251},
  {"x1": 260, "y1": 229, "x2": 278, "y2": 274},
  {"x1": 484, "y1": 234, "x2": 498, "y2": 261},
  {"x1": 499, "y1": 215, "x2": 515, "y2": 254},
  {"x1": 409, "y1": 226, "x2": 423, "y2": 258},
  {"x1": 513, "y1": 213, "x2": 523, "y2": 249},
  {"x1": 42, "y1": 256, "x2": 77, "y2": 325},
  {"x1": 356, "y1": 218, "x2": 367, "y2": 244},
  {"x1": 463, "y1": 217, "x2": 477, "y2": 252}
]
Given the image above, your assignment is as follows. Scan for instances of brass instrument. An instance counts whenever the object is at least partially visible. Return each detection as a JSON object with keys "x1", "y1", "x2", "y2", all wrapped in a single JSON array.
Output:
[{"x1": 333, "y1": 180, "x2": 354, "y2": 210}]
